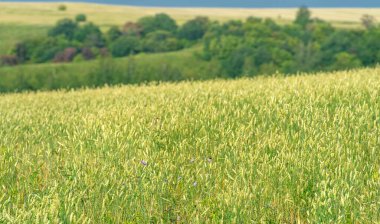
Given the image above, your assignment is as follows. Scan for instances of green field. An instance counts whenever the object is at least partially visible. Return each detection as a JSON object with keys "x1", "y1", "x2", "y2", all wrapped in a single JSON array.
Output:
[{"x1": 1, "y1": 68, "x2": 380, "y2": 223}]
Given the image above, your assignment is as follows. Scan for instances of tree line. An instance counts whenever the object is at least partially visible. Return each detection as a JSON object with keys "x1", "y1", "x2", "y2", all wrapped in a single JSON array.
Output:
[
  {"x1": 1, "y1": 7, "x2": 380, "y2": 79},
  {"x1": 0, "y1": 13, "x2": 209, "y2": 65}
]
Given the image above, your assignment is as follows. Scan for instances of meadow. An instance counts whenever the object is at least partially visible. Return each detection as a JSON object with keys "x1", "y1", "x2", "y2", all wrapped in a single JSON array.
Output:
[{"x1": 1, "y1": 68, "x2": 380, "y2": 223}]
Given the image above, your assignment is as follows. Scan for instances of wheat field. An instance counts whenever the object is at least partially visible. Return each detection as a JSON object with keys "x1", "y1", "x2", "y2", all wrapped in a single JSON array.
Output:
[
  {"x1": 1, "y1": 68, "x2": 380, "y2": 223},
  {"x1": 1, "y1": 2, "x2": 378, "y2": 26}
]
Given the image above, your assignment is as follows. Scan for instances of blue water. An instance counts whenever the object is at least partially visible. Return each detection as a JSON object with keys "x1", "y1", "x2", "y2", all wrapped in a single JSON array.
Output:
[{"x1": 2, "y1": 0, "x2": 380, "y2": 8}]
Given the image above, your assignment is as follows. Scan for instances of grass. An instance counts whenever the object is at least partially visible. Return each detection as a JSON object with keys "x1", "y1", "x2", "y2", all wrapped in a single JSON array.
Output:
[
  {"x1": 0, "y1": 24, "x2": 48, "y2": 54},
  {"x1": 0, "y1": 47, "x2": 222, "y2": 92},
  {"x1": 1, "y1": 67, "x2": 380, "y2": 222}
]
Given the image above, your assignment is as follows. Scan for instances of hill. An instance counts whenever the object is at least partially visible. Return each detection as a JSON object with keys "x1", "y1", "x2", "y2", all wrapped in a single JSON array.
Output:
[
  {"x1": 0, "y1": 2, "x2": 379, "y2": 53},
  {"x1": 1, "y1": 68, "x2": 380, "y2": 222}
]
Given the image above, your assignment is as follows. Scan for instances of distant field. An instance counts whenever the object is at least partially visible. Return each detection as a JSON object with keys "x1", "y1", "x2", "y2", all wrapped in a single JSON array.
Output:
[
  {"x1": 0, "y1": 2, "x2": 378, "y2": 53},
  {"x1": 1, "y1": 68, "x2": 380, "y2": 222},
  {"x1": 1, "y1": 2, "x2": 379, "y2": 26}
]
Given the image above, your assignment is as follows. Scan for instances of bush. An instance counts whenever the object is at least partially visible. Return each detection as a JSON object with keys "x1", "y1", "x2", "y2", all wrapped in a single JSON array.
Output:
[
  {"x1": 179, "y1": 17, "x2": 210, "y2": 41},
  {"x1": 110, "y1": 36, "x2": 141, "y2": 57},
  {"x1": 74, "y1": 23, "x2": 104, "y2": 47},
  {"x1": 142, "y1": 30, "x2": 182, "y2": 52},
  {"x1": 75, "y1": 14, "x2": 87, "y2": 23},
  {"x1": 0, "y1": 55, "x2": 18, "y2": 66},
  {"x1": 53, "y1": 48, "x2": 78, "y2": 63},
  {"x1": 48, "y1": 18, "x2": 78, "y2": 40},
  {"x1": 81, "y1": 47, "x2": 95, "y2": 60},
  {"x1": 137, "y1": 13, "x2": 178, "y2": 35},
  {"x1": 107, "y1": 26, "x2": 122, "y2": 42},
  {"x1": 13, "y1": 42, "x2": 29, "y2": 63},
  {"x1": 123, "y1": 22, "x2": 143, "y2": 37},
  {"x1": 58, "y1": 5, "x2": 67, "y2": 11},
  {"x1": 31, "y1": 37, "x2": 71, "y2": 63}
]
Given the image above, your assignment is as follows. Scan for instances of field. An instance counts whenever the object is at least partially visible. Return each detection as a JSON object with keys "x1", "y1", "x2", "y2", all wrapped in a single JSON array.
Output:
[
  {"x1": 1, "y1": 68, "x2": 380, "y2": 222},
  {"x1": 0, "y1": 2, "x2": 377, "y2": 54}
]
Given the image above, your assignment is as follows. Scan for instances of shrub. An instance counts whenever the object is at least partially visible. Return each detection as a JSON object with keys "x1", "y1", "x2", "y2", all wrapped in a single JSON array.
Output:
[
  {"x1": 58, "y1": 5, "x2": 67, "y2": 11},
  {"x1": 0, "y1": 55, "x2": 18, "y2": 66},
  {"x1": 110, "y1": 36, "x2": 140, "y2": 57},
  {"x1": 137, "y1": 13, "x2": 178, "y2": 35},
  {"x1": 107, "y1": 26, "x2": 122, "y2": 42},
  {"x1": 53, "y1": 48, "x2": 78, "y2": 63},
  {"x1": 99, "y1": 48, "x2": 110, "y2": 58},
  {"x1": 13, "y1": 42, "x2": 29, "y2": 63},
  {"x1": 81, "y1": 47, "x2": 95, "y2": 60},
  {"x1": 142, "y1": 30, "x2": 182, "y2": 52},
  {"x1": 75, "y1": 14, "x2": 87, "y2": 23},
  {"x1": 48, "y1": 18, "x2": 78, "y2": 40},
  {"x1": 74, "y1": 23, "x2": 105, "y2": 47},
  {"x1": 31, "y1": 37, "x2": 71, "y2": 63},
  {"x1": 179, "y1": 17, "x2": 210, "y2": 41},
  {"x1": 123, "y1": 22, "x2": 143, "y2": 37}
]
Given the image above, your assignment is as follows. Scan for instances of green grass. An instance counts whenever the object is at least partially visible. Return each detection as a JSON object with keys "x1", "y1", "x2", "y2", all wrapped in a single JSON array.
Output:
[
  {"x1": 0, "y1": 47, "x2": 222, "y2": 92},
  {"x1": 1, "y1": 68, "x2": 380, "y2": 222},
  {"x1": 0, "y1": 24, "x2": 48, "y2": 54}
]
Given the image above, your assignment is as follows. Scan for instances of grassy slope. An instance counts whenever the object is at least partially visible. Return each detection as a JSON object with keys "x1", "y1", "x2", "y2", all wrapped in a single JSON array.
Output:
[
  {"x1": 1, "y1": 68, "x2": 380, "y2": 222},
  {"x1": 0, "y1": 47, "x2": 222, "y2": 92},
  {"x1": 0, "y1": 2, "x2": 374, "y2": 53}
]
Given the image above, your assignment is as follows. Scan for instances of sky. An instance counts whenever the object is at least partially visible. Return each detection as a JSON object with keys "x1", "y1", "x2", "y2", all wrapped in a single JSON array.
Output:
[{"x1": 2, "y1": 0, "x2": 380, "y2": 8}]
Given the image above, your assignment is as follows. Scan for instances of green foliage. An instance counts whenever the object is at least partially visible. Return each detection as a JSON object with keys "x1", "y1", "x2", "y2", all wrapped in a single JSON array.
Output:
[
  {"x1": 74, "y1": 23, "x2": 104, "y2": 47},
  {"x1": 110, "y1": 36, "x2": 141, "y2": 57},
  {"x1": 106, "y1": 26, "x2": 123, "y2": 42},
  {"x1": 137, "y1": 13, "x2": 178, "y2": 35},
  {"x1": 29, "y1": 36, "x2": 72, "y2": 63},
  {"x1": 202, "y1": 8, "x2": 380, "y2": 78},
  {"x1": 330, "y1": 52, "x2": 362, "y2": 70},
  {"x1": 75, "y1": 14, "x2": 87, "y2": 23},
  {"x1": 178, "y1": 17, "x2": 210, "y2": 41},
  {"x1": 142, "y1": 30, "x2": 183, "y2": 52},
  {"x1": 0, "y1": 48, "x2": 220, "y2": 93},
  {"x1": 295, "y1": 6, "x2": 312, "y2": 28},
  {"x1": 48, "y1": 18, "x2": 78, "y2": 40}
]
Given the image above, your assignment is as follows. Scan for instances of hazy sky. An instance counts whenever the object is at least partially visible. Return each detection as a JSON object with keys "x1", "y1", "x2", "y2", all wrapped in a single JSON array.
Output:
[{"x1": 3, "y1": 0, "x2": 380, "y2": 7}]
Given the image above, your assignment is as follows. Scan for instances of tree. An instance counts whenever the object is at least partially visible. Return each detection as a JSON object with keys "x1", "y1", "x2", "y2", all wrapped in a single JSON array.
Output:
[
  {"x1": 137, "y1": 13, "x2": 178, "y2": 35},
  {"x1": 295, "y1": 6, "x2": 312, "y2": 28},
  {"x1": 330, "y1": 52, "x2": 362, "y2": 70},
  {"x1": 178, "y1": 17, "x2": 210, "y2": 41},
  {"x1": 142, "y1": 30, "x2": 182, "y2": 52},
  {"x1": 110, "y1": 36, "x2": 141, "y2": 57},
  {"x1": 361, "y1": 14, "x2": 376, "y2": 29},
  {"x1": 123, "y1": 22, "x2": 143, "y2": 37},
  {"x1": 30, "y1": 37, "x2": 71, "y2": 63},
  {"x1": 48, "y1": 18, "x2": 78, "y2": 40},
  {"x1": 107, "y1": 26, "x2": 122, "y2": 42},
  {"x1": 74, "y1": 23, "x2": 104, "y2": 47},
  {"x1": 75, "y1": 14, "x2": 87, "y2": 23}
]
